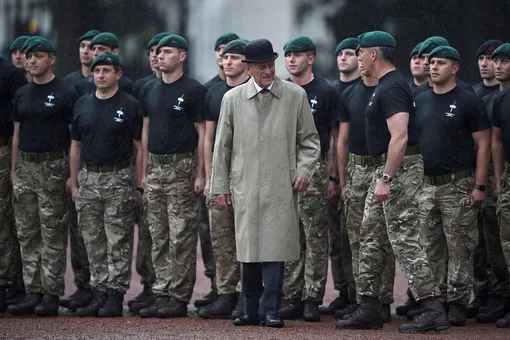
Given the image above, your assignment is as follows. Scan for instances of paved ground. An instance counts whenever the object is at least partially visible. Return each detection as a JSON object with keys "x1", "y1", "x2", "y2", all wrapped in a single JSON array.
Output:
[{"x1": 1, "y1": 226, "x2": 508, "y2": 339}]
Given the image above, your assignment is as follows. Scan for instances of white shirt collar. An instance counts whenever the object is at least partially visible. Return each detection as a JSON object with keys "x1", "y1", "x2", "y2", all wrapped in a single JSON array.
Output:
[{"x1": 253, "y1": 80, "x2": 274, "y2": 93}]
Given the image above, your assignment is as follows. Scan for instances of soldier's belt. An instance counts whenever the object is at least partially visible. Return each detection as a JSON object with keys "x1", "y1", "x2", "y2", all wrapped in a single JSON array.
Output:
[
  {"x1": 20, "y1": 150, "x2": 68, "y2": 163},
  {"x1": 0, "y1": 136, "x2": 9, "y2": 147},
  {"x1": 84, "y1": 159, "x2": 131, "y2": 173},
  {"x1": 349, "y1": 153, "x2": 381, "y2": 167},
  {"x1": 423, "y1": 169, "x2": 473, "y2": 186},
  {"x1": 149, "y1": 151, "x2": 194, "y2": 165},
  {"x1": 381, "y1": 144, "x2": 421, "y2": 162}
]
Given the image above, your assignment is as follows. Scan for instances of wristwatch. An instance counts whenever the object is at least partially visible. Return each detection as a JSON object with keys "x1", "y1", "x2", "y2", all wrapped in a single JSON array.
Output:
[
  {"x1": 329, "y1": 176, "x2": 340, "y2": 184},
  {"x1": 382, "y1": 174, "x2": 393, "y2": 183},
  {"x1": 474, "y1": 184, "x2": 486, "y2": 192}
]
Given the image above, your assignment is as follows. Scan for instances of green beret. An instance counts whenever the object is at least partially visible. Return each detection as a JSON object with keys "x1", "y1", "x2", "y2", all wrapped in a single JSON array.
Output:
[
  {"x1": 91, "y1": 52, "x2": 122, "y2": 71},
  {"x1": 215, "y1": 32, "x2": 240, "y2": 50},
  {"x1": 157, "y1": 34, "x2": 188, "y2": 53},
  {"x1": 10, "y1": 36, "x2": 30, "y2": 52},
  {"x1": 410, "y1": 42, "x2": 423, "y2": 57},
  {"x1": 357, "y1": 31, "x2": 397, "y2": 51},
  {"x1": 418, "y1": 36, "x2": 449, "y2": 57},
  {"x1": 335, "y1": 38, "x2": 358, "y2": 56},
  {"x1": 283, "y1": 36, "x2": 316, "y2": 54},
  {"x1": 90, "y1": 32, "x2": 119, "y2": 49},
  {"x1": 79, "y1": 30, "x2": 101, "y2": 43},
  {"x1": 428, "y1": 46, "x2": 460, "y2": 63},
  {"x1": 492, "y1": 43, "x2": 510, "y2": 60},
  {"x1": 25, "y1": 37, "x2": 55, "y2": 55},
  {"x1": 222, "y1": 39, "x2": 249, "y2": 56},
  {"x1": 21, "y1": 36, "x2": 42, "y2": 52},
  {"x1": 147, "y1": 32, "x2": 170, "y2": 50}
]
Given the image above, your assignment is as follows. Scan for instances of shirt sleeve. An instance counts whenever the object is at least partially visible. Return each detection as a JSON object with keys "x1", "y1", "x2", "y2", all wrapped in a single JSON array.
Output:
[
  {"x1": 131, "y1": 102, "x2": 143, "y2": 141},
  {"x1": 191, "y1": 84, "x2": 207, "y2": 122},
  {"x1": 381, "y1": 84, "x2": 413, "y2": 118},
  {"x1": 337, "y1": 87, "x2": 350, "y2": 123},
  {"x1": 204, "y1": 90, "x2": 215, "y2": 122},
  {"x1": 11, "y1": 88, "x2": 22, "y2": 122},
  {"x1": 465, "y1": 98, "x2": 490, "y2": 133},
  {"x1": 71, "y1": 102, "x2": 82, "y2": 141},
  {"x1": 65, "y1": 88, "x2": 78, "y2": 124},
  {"x1": 139, "y1": 82, "x2": 150, "y2": 118},
  {"x1": 492, "y1": 93, "x2": 504, "y2": 128}
]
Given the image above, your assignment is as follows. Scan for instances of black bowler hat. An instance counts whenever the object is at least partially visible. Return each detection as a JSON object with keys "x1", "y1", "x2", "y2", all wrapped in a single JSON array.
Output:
[{"x1": 242, "y1": 39, "x2": 279, "y2": 63}]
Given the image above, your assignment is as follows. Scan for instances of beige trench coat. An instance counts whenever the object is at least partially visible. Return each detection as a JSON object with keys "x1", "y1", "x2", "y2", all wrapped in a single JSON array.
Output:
[{"x1": 210, "y1": 76, "x2": 320, "y2": 262}]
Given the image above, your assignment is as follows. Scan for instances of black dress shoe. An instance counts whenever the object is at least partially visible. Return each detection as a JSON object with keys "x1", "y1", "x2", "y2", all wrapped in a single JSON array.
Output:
[
  {"x1": 233, "y1": 314, "x2": 260, "y2": 326},
  {"x1": 260, "y1": 314, "x2": 284, "y2": 328}
]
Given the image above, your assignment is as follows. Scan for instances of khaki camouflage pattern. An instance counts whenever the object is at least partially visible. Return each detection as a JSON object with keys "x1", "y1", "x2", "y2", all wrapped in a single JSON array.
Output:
[
  {"x1": 146, "y1": 156, "x2": 200, "y2": 302},
  {"x1": 473, "y1": 170, "x2": 509, "y2": 297},
  {"x1": 344, "y1": 161, "x2": 394, "y2": 305},
  {"x1": 135, "y1": 194, "x2": 156, "y2": 286},
  {"x1": 13, "y1": 156, "x2": 68, "y2": 295},
  {"x1": 419, "y1": 176, "x2": 479, "y2": 305},
  {"x1": 496, "y1": 169, "x2": 510, "y2": 280},
  {"x1": 75, "y1": 166, "x2": 136, "y2": 293},
  {"x1": 358, "y1": 154, "x2": 441, "y2": 301},
  {"x1": 199, "y1": 195, "x2": 216, "y2": 288},
  {"x1": 207, "y1": 192, "x2": 241, "y2": 295},
  {"x1": 283, "y1": 160, "x2": 329, "y2": 303},
  {"x1": 67, "y1": 194, "x2": 90, "y2": 289},
  {"x1": 0, "y1": 145, "x2": 23, "y2": 290},
  {"x1": 328, "y1": 195, "x2": 356, "y2": 302}
]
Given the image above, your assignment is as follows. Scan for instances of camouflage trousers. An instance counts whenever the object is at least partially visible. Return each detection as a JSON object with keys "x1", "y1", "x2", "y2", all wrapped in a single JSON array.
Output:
[
  {"x1": 0, "y1": 145, "x2": 23, "y2": 290},
  {"x1": 146, "y1": 156, "x2": 200, "y2": 303},
  {"x1": 473, "y1": 172, "x2": 509, "y2": 297},
  {"x1": 134, "y1": 195, "x2": 156, "y2": 286},
  {"x1": 496, "y1": 167, "x2": 510, "y2": 283},
  {"x1": 419, "y1": 176, "x2": 479, "y2": 305},
  {"x1": 345, "y1": 161, "x2": 394, "y2": 305},
  {"x1": 199, "y1": 195, "x2": 216, "y2": 289},
  {"x1": 13, "y1": 155, "x2": 68, "y2": 295},
  {"x1": 75, "y1": 166, "x2": 136, "y2": 293},
  {"x1": 328, "y1": 194, "x2": 356, "y2": 303},
  {"x1": 67, "y1": 193, "x2": 90, "y2": 289},
  {"x1": 283, "y1": 160, "x2": 329, "y2": 303},
  {"x1": 207, "y1": 193, "x2": 241, "y2": 295},
  {"x1": 358, "y1": 154, "x2": 441, "y2": 301}
]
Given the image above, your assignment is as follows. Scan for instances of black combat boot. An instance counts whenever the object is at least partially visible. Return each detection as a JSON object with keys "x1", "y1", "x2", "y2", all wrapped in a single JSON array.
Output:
[
  {"x1": 75, "y1": 290, "x2": 107, "y2": 317},
  {"x1": 496, "y1": 311, "x2": 510, "y2": 328},
  {"x1": 98, "y1": 289, "x2": 124, "y2": 317},
  {"x1": 231, "y1": 293, "x2": 244, "y2": 319},
  {"x1": 476, "y1": 298, "x2": 510, "y2": 323},
  {"x1": 5, "y1": 287, "x2": 26, "y2": 306},
  {"x1": 303, "y1": 300, "x2": 320, "y2": 322},
  {"x1": 381, "y1": 304, "x2": 391, "y2": 323},
  {"x1": 128, "y1": 282, "x2": 152, "y2": 308},
  {"x1": 448, "y1": 303, "x2": 467, "y2": 326},
  {"x1": 60, "y1": 286, "x2": 94, "y2": 312},
  {"x1": 278, "y1": 298, "x2": 304, "y2": 319},
  {"x1": 319, "y1": 288, "x2": 349, "y2": 315},
  {"x1": 399, "y1": 297, "x2": 450, "y2": 333},
  {"x1": 6, "y1": 293, "x2": 42, "y2": 316},
  {"x1": 467, "y1": 295, "x2": 489, "y2": 318},
  {"x1": 198, "y1": 293, "x2": 237, "y2": 319},
  {"x1": 139, "y1": 296, "x2": 171, "y2": 318},
  {"x1": 0, "y1": 287, "x2": 6, "y2": 313},
  {"x1": 34, "y1": 293, "x2": 60, "y2": 316},
  {"x1": 156, "y1": 297, "x2": 188, "y2": 318},
  {"x1": 194, "y1": 290, "x2": 218, "y2": 308},
  {"x1": 334, "y1": 302, "x2": 358, "y2": 319},
  {"x1": 397, "y1": 298, "x2": 421, "y2": 317},
  {"x1": 335, "y1": 296, "x2": 383, "y2": 329}
]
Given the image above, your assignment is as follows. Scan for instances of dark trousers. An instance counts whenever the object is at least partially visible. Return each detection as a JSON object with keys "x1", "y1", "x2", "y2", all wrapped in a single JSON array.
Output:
[{"x1": 242, "y1": 262, "x2": 284, "y2": 316}]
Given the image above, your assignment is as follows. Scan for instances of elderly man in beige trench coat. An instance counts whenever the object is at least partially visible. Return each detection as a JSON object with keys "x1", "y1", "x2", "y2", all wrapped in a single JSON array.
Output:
[{"x1": 210, "y1": 39, "x2": 320, "y2": 328}]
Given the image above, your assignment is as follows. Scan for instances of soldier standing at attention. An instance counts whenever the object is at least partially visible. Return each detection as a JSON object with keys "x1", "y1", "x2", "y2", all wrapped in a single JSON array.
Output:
[{"x1": 409, "y1": 42, "x2": 427, "y2": 89}]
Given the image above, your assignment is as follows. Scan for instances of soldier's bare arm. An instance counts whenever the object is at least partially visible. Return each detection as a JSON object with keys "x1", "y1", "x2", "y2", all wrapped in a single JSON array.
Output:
[
  {"x1": 194, "y1": 121, "x2": 206, "y2": 194},
  {"x1": 133, "y1": 139, "x2": 143, "y2": 189},
  {"x1": 10, "y1": 121, "x2": 20, "y2": 185},
  {"x1": 336, "y1": 121, "x2": 349, "y2": 199},
  {"x1": 204, "y1": 121, "x2": 216, "y2": 195},
  {"x1": 471, "y1": 128, "x2": 491, "y2": 205},
  {"x1": 383, "y1": 112, "x2": 409, "y2": 177},
  {"x1": 69, "y1": 139, "x2": 82, "y2": 201},
  {"x1": 141, "y1": 117, "x2": 149, "y2": 188},
  {"x1": 492, "y1": 126, "x2": 504, "y2": 195}
]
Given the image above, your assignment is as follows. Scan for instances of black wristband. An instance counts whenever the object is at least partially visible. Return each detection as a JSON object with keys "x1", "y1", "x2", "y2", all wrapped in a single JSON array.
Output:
[
  {"x1": 136, "y1": 187, "x2": 144, "y2": 194},
  {"x1": 329, "y1": 176, "x2": 340, "y2": 184}
]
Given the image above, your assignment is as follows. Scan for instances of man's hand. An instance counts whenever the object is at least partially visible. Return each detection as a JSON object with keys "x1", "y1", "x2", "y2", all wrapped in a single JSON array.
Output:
[
  {"x1": 203, "y1": 182, "x2": 209, "y2": 196},
  {"x1": 375, "y1": 180, "x2": 391, "y2": 203},
  {"x1": 327, "y1": 181, "x2": 339, "y2": 198},
  {"x1": 71, "y1": 184, "x2": 79, "y2": 202},
  {"x1": 470, "y1": 189, "x2": 486, "y2": 207},
  {"x1": 216, "y1": 194, "x2": 232, "y2": 214},
  {"x1": 194, "y1": 176, "x2": 205, "y2": 195},
  {"x1": 293, "y1": 176, "x2": 310, "y2": 192},
  {"x1": 495, "y1": 180, "x2": 501, "y2": 197},
  {"x1": 341, "y1": 183, "x2": 347, "y2": 201},
  {"x1": 65, "y1": 178, "x2": 71, "y2": 193}
]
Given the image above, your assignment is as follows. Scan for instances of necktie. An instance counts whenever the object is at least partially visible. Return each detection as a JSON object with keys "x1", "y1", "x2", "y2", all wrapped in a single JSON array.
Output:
[{"x1": 259, "y1": 88, "x2": 270, "y2": 94}]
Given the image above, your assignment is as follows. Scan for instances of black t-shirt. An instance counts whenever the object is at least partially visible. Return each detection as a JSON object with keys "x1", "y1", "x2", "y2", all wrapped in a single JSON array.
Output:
[
  {"x1": 132, "y1": 74, "x2": 156, "y2": 100},
  {"x1": 408, "y1": 80, "x2": 419, "y2": 90},
  {"x1": 141, "y1": 75, "x2": 206, "y2": 154},
  {"x1": 365, "y1": 70, "x2": 418, "y2": 157},
  {"x1": 482, "y1": 90, "x2": 500, "y2": 121},
  {"x1": 12, "y1": 77, "x2": 76, "y2": 152},
  {"x1": 472, "y1": 82, "x2": 499, "y2": 99},
  {"x1": 0, "y1": 58, "x2": 26, "y2": 137},
  {"x1": 337, "y1": 80, "x2": 374, "y2": 156},
  {"x1": 72, "y1": 90, "x2": 142, "y2": 165},
  {"x1": 491, "y1": 89, "x2": 510, "y2": 163},
  {"x1": 413, "y1": 78, "x2": 473, "y2": 98},
  {"x1": 62, "y1": 70, "x2": 85, "y2": 88},
  {"x1": 75, "y1": 75, "x2": 133, "y2": 98},
  {"x1": 415, "y1": 86, "x2": 490, "y2": 175},
  {"x1": 298, "y1": 77, "x2": 337, "y2": 153},
  {"x1": 203, "y1": 74, "x2": 223, "y2": 90},
  {"x1": 331, "y1": 77, "x2": 360, "y2": 97}
]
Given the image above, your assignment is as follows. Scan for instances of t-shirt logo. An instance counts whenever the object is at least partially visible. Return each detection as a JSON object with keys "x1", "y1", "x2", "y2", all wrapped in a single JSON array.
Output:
[
  {"x1": 174, "y1": 95, "x2": 185, "y2": 111},
  {"x1": 310, "y1": 96, "x2": 318, "y2": 113},
  {"x1": 369, "y1": 91, "x2": 376, "y2": 106},
  {"x1": 44, "y1": 92, "x2": 55, "y2": 107},
  {"x1": 445, "y1": 101, "x2": 457, "y2": 117},
  {"x1": 114, "y1": 107, "x2": 124, "y2": 123}
]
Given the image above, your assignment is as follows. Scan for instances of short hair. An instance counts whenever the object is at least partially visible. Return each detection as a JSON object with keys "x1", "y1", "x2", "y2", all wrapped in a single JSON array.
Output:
[
  {"x1": 369, "y1": 46, "x2": 395, "y2": 64},
  {"x1": 48, "y1": 52, "x2": 56, "y2": 59},
  {"x1": 305, "y1": 48, "x2": 317, "y2": 57}
]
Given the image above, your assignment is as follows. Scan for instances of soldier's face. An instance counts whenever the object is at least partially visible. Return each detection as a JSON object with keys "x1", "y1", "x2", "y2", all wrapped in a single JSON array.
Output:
[
  {"x1": 11, "y1": 49, "x2": 25, "y2": 69},
  {"x1": 420, "y1": 54, "x2": 430, "y2": 75},
  {"x1": 93, "y1": 65, "x2": 121, "y2": 90},
  {"x1": 430, "y1": 58, "x2": 458, "y2": 85},
  {"x1": 357, "y1": 47, "x2": 374, "y2": 76},
  {"x1": 26, "y1": 52, "x2": 55, "y2": 77},
  {"x1": 158, "y1": 46, "x2": 186, "y2": 73},
  {"x1": 149, "y1": 46, "x2": 159, "y2": 71},
  {"x1": 410, "y1": 54, "x2": 426, "y2": 78},
  {"x1": 216, "y1": 44, "x2": 226, "y2": 69},
  {"x1": 222, "y1": 53, "x2": 246, "y2": 78},
  {"x1": 478, "y1": 55, "x2": 495, "y2": 80},
  {"x1": 248, "y1": 61, "x2": 275, "y2": 88},
  {"x1": 337, "y1": 49, "x2": 358, "y2": 73},
  {"x1": 285, "y1": 51, "x2": 313, "y2": 77},
  {"x1": 92, "y1": 44, "x2": 114, "y2": 59},
  {"x1": 79, "y1": 40, "x2": 93, "y2": 66},
  {"x1": 494, "y1": 58, "x2": 510, "y2": 82}
]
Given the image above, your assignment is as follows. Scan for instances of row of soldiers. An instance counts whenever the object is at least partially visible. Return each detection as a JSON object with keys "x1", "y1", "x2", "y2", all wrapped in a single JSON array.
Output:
[{"x1": 0, "y1": 28, "x2": 509, "y2": 332}]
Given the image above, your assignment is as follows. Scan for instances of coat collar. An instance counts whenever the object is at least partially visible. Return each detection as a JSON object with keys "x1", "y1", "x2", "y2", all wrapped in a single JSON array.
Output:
[{"x1": 246, "y1": 76, "x2": 282, "y2": 99}]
